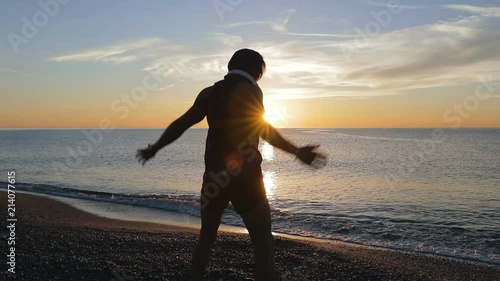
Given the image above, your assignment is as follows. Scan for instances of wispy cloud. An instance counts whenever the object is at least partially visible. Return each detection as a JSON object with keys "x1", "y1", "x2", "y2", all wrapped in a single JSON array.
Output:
[
  {"x1": 143, "y1": 53, "x2": 229, "y2": 84},
  {"x1": 361, "y1": 0, "x2": 428, "y2": 10},
  {"x1": 225, "y1": 8, "x2": 296, "y2": 32},
  {"x1": 47, "y1": 4, "x2": 500, "y2": 101},
  {"x1": 0, "y1": 67, "x2": 31, "y2": 75},
  {"x1": 442, "y1": 4, "x2": 500, "y2": 16},
  {"x1": 50, "y1": 38, "x2": 177, "y2": 63},
  {"x1": 272, "y1": 8, "x2": 296, "y2": 31},
  {"x1": 264, "y1": 88, "x2": 346, "y2": 100},
  {"x1": 139, "y1": 8, "x2": 500, "y2": 100},
  {"x1": 1, "y1": 67, "x2": 19, "y2": 73},
  {"x1": 341, "y1": 25, "x2": 500, "y2": 89},
  {"x1": 226, "y1": 21, "x2": 270, "y2": 28},
  {"x1": 256, "y1": 8, "x2": 499, "y2": 98},
  {"x1": 279, "y1": 32, "x2": 355, "y2": 39},
  {"x1": 208, "y1": 33, "x2": 242, "y2": 47}
]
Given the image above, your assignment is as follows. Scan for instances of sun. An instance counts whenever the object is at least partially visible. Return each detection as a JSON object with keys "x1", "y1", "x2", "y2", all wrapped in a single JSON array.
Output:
[
  {"x1": 263, "y1": 99, "x2": 288, "y2": 127},
  {"x1": 264, "y1": 111, "x2": 279, "y2": 124}
]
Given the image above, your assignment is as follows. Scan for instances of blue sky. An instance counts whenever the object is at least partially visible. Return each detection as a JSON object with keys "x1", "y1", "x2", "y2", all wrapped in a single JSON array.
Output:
[{"x1": 1, "y1": 0, "x2": 499, "y2": 128}]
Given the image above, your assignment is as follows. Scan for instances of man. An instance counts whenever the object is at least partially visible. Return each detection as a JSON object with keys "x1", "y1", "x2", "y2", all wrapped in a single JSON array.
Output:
[{"x1": 136, "y1": 49, "x2": 325, "y2": 280}]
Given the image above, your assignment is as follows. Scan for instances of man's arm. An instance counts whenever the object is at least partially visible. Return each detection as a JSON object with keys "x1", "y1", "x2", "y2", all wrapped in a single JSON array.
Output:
[
  {"x1": 261, "y1": 124, "x2": 324, "y2": 166},
  {"x1": 229, "y1": 83, "x2": 297, "y2": 154},
  {"x1": 151, "y1": 90, "x2": 208, "y2": 152},
  {"x1": 236, "y1": 84, "x2": 297, "y2": 155},
  {"x1": 260, "y1": 120, "x2": 325, "y2": 166},
  {"x1": 136, "y1": 88, "x2": 209, "y2": 165},
  {"x1": 239, "y1": 85, "x2": 325, "y2": 167},
  {"x1": 260, "y1": 124, "x2": 298, "y2": 155}
]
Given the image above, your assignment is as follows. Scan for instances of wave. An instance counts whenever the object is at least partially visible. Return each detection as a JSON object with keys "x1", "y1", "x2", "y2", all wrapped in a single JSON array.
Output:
[
  {"x1": 301, "y1": 129, "x2": 334, "y2": 135},
  {"x1": 2, "y1": 181, "x2": 499, "y2": 265},
  {"x1": 0, "y1": 181, "x2": 202, "y2": 218},
  {"x1": 299, "y1": 129, "x2": 438, "y2": 142},
  {"x1": 333, "y1": 133, "x2": 437, "y2": 142}
]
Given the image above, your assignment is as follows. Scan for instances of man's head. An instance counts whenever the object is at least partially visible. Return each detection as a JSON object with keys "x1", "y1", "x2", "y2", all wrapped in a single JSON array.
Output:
[{"x1": 228, "y1": 49, "x2": 266, "y2": 81}]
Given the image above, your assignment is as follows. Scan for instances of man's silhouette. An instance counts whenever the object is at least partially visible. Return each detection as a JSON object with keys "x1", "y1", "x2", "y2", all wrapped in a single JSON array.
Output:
[{"x1": 136, "y1": 49, "x2": 325, "y2": 281}]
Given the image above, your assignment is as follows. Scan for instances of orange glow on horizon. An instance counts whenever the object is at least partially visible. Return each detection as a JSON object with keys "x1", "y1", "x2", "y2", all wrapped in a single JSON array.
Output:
[{"x1": 1, "y1": 92, "x2": 499, "y2": 129}]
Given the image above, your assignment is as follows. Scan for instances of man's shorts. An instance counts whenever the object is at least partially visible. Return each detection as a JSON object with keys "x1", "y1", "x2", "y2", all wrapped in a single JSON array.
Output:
[{"x1": 200, "y1": 169, "x2": 267, "y2": 214}]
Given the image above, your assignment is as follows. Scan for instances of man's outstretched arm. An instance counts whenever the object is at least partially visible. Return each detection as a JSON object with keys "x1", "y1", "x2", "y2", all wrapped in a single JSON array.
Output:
[
  {"x1": 234, "y1": 83, "x2": 326, "y2": 167},
  {"x1": 260, "y1": 124, "x2": 324, "y2": 166},
  {"x1": 260, "y1": 124, "x2": 298, "y2": 155},
  {"x1": 136, "y1": 88, "x2": 209, "y2": 165},
  {"x1": 151, "y1": 91, "x2": 207, "y2": 152}
]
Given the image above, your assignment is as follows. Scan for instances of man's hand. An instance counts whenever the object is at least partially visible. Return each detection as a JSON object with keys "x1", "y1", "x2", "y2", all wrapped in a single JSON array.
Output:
[
  {"x1": 136, "y1": 145, "x2": 157, "y2": 166},
  {"x1": 296, "y1": 145, "x2": 327, "y2": 169}
]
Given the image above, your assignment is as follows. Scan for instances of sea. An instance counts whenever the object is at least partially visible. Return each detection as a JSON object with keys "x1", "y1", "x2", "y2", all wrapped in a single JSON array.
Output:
[{"x1": 0, "y1": 128, "x2": 499, "y2": 264}]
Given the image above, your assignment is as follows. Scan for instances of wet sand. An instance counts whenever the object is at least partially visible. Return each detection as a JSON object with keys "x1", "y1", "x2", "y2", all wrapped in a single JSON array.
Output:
[{"x1": 0, "y1": 191, "x2": 498, "y2": 280}]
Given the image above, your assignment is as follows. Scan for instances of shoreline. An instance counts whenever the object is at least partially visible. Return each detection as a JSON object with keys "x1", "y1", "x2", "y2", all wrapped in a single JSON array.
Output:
[
  {"x1": 1, "y1": 190, "x2": 499, "y2": 280},
  {"x1": 10, "y1": 189, "x2": 500, "y2": 266}
]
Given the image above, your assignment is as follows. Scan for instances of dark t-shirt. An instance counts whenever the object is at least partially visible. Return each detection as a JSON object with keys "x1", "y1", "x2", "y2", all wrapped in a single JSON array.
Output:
[{"x1": 204, "y1": 74, "x2": 264, "y2": 180}]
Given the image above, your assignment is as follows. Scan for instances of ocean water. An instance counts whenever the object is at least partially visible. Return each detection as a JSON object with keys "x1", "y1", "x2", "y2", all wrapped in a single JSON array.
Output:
[{"x1": 0, "y1": 128, "x2": 499, "y2": 264}]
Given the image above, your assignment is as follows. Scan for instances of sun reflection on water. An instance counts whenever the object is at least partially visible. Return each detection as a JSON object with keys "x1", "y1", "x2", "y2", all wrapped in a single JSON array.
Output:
[
  {"x1": 261, "y1": 141, "x2": 275, "y2": 161},
  {"x1": 263, "y1": 171, "x2": 276, "y2": 196},
  {"x1": 260, "y1": 142, "x2": 276, "y2": 196}
]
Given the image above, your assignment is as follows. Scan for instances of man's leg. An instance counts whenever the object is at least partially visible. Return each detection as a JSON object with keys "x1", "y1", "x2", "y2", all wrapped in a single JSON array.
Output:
[
  {"x1": 191, "y1": 207, "x2": 223, "y2": 281},
  {"x1": 241, "y1": 199, "x2": 277, "y2": 281}
]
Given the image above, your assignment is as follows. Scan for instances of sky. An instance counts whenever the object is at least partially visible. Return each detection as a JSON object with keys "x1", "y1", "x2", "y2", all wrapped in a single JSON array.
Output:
[{"x1": 0, "y1": 0, "x2": 499, "y2": 128}]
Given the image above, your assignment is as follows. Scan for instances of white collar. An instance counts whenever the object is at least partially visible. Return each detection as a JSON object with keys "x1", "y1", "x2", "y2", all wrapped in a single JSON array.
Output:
[{"x1": 227, "y1": 69, "x2": 257, "y2": 85}]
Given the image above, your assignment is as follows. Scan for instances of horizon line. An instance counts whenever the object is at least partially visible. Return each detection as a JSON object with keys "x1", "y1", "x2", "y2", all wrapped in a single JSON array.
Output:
[{"x1": 1, "y1": 126, "x2": 500, "y2": 131}]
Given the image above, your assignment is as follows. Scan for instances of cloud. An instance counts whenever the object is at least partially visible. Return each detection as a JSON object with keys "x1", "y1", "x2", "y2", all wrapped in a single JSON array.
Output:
[
  {"x1": 226, "y1": 21, "x2": 270, "y2": 28},
  {"x1": 264, "y1": 87, "x2": 356, "y2": 100},
  {"x1": 225, "y1": 8, "x2": 296, "y2": 32},
  {"x1": 248, "y1": 8, "x2": 499, "y2": 99},
  {"x1": 442, "y1": 5, "x2": 500, "y2": 17},
  {"x1": 339, "y1": 15, "x2": 500, "y2": 89},
  {"x1": 139, "y1": 9, "x2": 499, "y2": 100},
  {"x1": 279, "y1": 32, "x2": 355, "y2": 39},
  {"x1": 143, "y1": 53, "x2": 229, "y2": 84},
  {"x1": 272, "y1": 8, "x2": 296, "y2": 31},
  {"x1": 0, "y1": 68, "x2": 19, "y2": 73},
  {"x1": 48, "y1": 4, "x2": 500, "y2": 101},
  {"x1": 50, "y1": 38, "x2": 177, "y2": 63},
  {"x1": 209, "y1": 33, "x2": 242, "y2": 47},
  {"x1": 0, "y1": 67, "x2": 31, "y2": 75},
  {"x1": 362, "y1": 0, "x2": 427, "y2": 10},
  {"x1": 342, "y1": 26, "x2": 499, "y2": 87}
]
